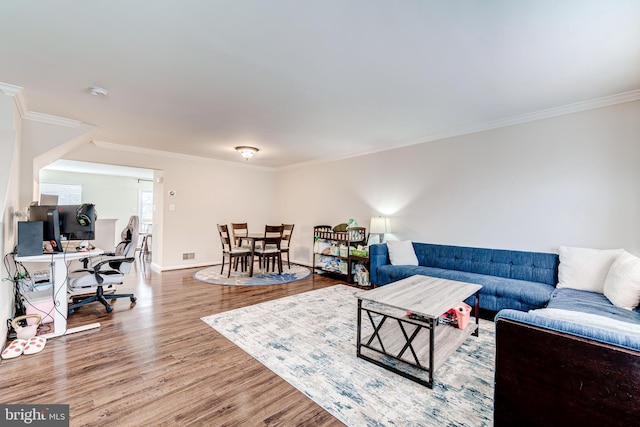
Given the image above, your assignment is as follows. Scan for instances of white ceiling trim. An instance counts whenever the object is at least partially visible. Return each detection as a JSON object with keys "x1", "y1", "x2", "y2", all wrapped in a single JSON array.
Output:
[
  {"x1": 0, "y1": 81, "x2": 84, "y2": 128},
  {"x1": 92, "y1": 140, "x2": 276, "y2": 172},
  {"x1": 22, "y1": 110, "x2": 84, "y2": 128},
  {"x1": 0, "y1": 82, "x2": 23, "y2": 96},
  {"x1": 278, "y1": 89, "x2": 640, "y2": 171}
]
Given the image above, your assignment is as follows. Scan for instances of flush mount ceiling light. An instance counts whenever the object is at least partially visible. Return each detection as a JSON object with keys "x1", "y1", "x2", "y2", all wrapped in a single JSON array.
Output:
[
  {"x1": 88, "y1": 86, "x2": 109, "y2": 96},
  {"x1": 235, "y1": 146, "x2": 259, "y2": 160}
]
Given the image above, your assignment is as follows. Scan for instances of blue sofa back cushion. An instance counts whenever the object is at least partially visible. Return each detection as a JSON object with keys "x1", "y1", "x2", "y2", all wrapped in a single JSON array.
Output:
[
  {"x1": 412, "y1": 243, "x2": 558, "y2": 286},
  {"x1": 376, "y1": 265, "x2": 555, "y2": 311}
]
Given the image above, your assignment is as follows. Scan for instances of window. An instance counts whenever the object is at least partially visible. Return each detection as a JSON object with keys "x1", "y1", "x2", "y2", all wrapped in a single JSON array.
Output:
[
  {"x1": 138, "y1": 188, "x2": 153, "y2": 232},
  {"x1": 39, "y1": 183, "x2": 82, "y2": 205}
]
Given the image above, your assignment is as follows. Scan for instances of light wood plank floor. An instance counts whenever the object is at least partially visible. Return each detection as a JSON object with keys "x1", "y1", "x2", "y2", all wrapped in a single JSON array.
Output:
[{"x1": 0, "y1": 258, "x2": 356, "y2": 426}]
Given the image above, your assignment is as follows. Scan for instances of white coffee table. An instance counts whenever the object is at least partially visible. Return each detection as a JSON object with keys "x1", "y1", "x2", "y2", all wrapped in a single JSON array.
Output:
[{"x1": 356, "y1": 275, "x2": 481, "y2": 388}]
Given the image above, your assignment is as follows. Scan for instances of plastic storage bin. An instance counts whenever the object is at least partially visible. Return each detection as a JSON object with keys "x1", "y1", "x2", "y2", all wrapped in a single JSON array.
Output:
[
  {"x1": 453, "y1": 302, "x2": 472, "y2": 330},
  {"x1": 22, "y1": 290, "x2": 55, "y2": 325}
]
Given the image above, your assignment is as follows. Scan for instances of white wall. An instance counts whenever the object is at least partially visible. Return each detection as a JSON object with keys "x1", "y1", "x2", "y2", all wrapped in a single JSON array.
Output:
[
  {"x1": 276, "y1": 100, "x2": 640, "y2": 263},
  {"x1": 6, "y1": 89, "x2": 637, "y2": 353},
  {"x1": 0, "y1": 92, "x2": 22, "y2": 342},
  {"x1": 19, "y1": 119, "x2": 95, "y2": 208},
  {"x1": 63, "y1": 144, "x2": 277, "y2": 270},
  {"x1": 17, "y1": 99, "x2": 640, "y2": 271}
]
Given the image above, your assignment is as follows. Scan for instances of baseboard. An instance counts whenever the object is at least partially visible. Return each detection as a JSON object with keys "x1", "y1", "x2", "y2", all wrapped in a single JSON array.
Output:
[
  {"x1": 153, "y1": 261, "x2": 213, "y2": 272},
  {"x1": 151, "y1": 258, "x2": 312, "y2": 273}
]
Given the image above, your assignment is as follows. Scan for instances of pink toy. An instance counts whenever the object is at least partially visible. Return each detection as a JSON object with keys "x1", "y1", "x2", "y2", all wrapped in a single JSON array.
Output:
[{"x1": 453, "y1": 302, "x2": 472, "y2": 330}]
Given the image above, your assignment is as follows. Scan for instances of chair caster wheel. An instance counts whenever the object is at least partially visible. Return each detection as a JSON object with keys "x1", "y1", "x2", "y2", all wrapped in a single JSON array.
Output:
[
  {"x1": 105, "y1": 305, "x2": 113, "y2": 313},
  {"x1": 130, "y1": 296, "x2": 137, "y2": 303},
  {"x1": 68, "y1": 309, "x2": 74, "y2": 315}
]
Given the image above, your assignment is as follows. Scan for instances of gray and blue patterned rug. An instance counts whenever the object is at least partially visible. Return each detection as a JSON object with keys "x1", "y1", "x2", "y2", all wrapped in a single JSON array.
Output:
[
  {"x1": 201, "y1": 285, "x2": 495, "y2": 426},
  {"x1": 193, "y1": 264, "x2": 311, "y2": 286}
]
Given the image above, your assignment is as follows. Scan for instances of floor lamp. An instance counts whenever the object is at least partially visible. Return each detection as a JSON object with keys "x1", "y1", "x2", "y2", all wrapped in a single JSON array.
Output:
[{"x1": 369, "y1": 216, "x2": 391, "y2": 245}]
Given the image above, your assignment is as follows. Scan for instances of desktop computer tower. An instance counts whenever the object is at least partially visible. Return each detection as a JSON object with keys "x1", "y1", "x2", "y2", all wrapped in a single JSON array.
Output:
[{"x1": 17, "y1": 221, "x2": 44, "y2": 257}]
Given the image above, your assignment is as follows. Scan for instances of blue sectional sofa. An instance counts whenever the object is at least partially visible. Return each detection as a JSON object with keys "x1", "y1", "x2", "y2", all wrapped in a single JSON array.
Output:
[
  {"x1": 369, "y1": 241, "x2": 640, "y2": 424},
  {"x1": 494, "y1": 289, "x2": 640, "y2": 425},
  {"x1": 369, "y1": 242, "x2": 559, "y2": 312}
]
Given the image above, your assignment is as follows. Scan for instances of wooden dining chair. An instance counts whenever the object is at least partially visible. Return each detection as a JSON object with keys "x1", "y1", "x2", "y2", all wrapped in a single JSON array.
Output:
[
  {"x1": 230, "y1": 223, "x2": 249, "y2": 248},
  {"x1": 255, "y1": 225, "x2": 284, "y2": 274},
  {"x1": 217, "y1": 224, "x2": 250, "y2": 277},
  {"x1": 281, "y1": 224, "x2": 295, "y2": 268}
]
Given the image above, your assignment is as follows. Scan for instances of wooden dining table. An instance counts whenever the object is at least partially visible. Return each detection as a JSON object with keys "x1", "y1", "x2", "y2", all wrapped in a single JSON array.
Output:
[{"x1": 239, "y1": 233, "x2": 267, "y2": 277}]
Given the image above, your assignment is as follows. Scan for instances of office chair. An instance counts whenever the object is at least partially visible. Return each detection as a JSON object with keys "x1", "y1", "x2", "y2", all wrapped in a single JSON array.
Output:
[{"x1": 67, "y1": 215, "x2": 139, "y2": 314}]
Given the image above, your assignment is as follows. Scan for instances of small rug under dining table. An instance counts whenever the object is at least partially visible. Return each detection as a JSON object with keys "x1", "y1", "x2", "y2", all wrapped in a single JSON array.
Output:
[{"x1": 193, "y1": 264, "x2": 311, "y2": 286}]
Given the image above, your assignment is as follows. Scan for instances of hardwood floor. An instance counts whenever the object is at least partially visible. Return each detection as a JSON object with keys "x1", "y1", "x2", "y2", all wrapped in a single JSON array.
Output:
[{"x1": 0, "y1": 259, "x2": 354, "y2": 426}]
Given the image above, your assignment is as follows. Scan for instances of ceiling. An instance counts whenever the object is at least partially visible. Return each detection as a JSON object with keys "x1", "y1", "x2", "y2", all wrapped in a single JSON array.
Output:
[{"x1": 1, "y1": 1, "x2": 639, "y2": 168}]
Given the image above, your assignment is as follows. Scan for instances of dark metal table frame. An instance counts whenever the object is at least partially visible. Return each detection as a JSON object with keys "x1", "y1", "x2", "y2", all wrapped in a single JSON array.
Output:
[
  {"x1": 238, "y1": 234, "x2": 266, "y2": 277},
  {"x1": 356, "y1": 290, "x2": 480, "y2": 388}
]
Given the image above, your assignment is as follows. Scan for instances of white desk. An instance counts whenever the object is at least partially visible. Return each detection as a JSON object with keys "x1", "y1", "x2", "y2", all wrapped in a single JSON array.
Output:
[{"x1": 15, "y1": 248, "x2": 104, "y2": 338}]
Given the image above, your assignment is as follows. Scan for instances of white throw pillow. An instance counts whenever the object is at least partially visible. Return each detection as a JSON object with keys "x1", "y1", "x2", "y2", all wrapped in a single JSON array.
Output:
[
  {"x1": 557, "y1": 246, "x2": 623, "y2": 293},
  {"x1": 387, "y1": 240, "x2": 419, "y2": 266},
  {"x1": 604, "y1": 251, "x2": 640, "y2": 310}
]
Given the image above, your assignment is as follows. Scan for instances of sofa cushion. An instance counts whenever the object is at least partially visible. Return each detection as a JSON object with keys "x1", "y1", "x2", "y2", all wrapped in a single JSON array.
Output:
[
  {"x1": 547, "y1": 288, "x2": 640, "y2": 320},
  {"x1": 375, "y1": 265, "x2": 554, "y2": 312},
  {"x1": 386, "y1": 240, "x2": 418, "y2": 266},
  {"x1": 434, "y1": 269, "x2": 555, "y2": 312},
  {"x1": 411, "y1": 243, "x2": 558, "y2": 286},
  {"x1": 496, "y1": 308, "x2": 640, "y2": 352},
  {"x1": 376, "y1": 265, "x2": 449, "y2": 284},
  {"x1": 369, "y1": 242, "x2": 559, "y2": 312},
  {"x1": 603, "y1": 251, "x2": 640, "y2": 310},
  {"x1": 528, "y1": 288, "x2": 640, "y2": 340},
  {"x1": 557, "y1": 246, "x2": 623, "y2": 293}
]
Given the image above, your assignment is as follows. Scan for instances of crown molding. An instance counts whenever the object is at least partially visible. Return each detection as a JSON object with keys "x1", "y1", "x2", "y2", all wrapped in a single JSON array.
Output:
[
  {"x1": 0, "y1": 82, "x2": 23, "y2": 96},
  {"x1": 0, "y1": 82, "x2": 28, "y2": 118},
  {"x1": 445, "y1": 89, "x2": 640, "y2": 139},
  {"x1": 278, "y1": 89, "x2": 640, "y2": 171},
  {"x1": 22, "y1": 111, "x2": 84, "y2": 128},
  {"x1": 92, "y1": 140, "x2": 276, "y2": 171},
  {"x1": 0, "y1": 81, "x2": 84, "y2": 128}
]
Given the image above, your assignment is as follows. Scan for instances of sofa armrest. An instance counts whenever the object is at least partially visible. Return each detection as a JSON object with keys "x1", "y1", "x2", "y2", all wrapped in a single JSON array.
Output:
[
  {"x1": 495, "y1": 309, "x2": 640, "y2": 351},
  {"x1": 494, "y1": 315, "x2": 640, "y2": 426},
  {"x1": 369, "y1": 243, "x2": 389, "y2": 285}
]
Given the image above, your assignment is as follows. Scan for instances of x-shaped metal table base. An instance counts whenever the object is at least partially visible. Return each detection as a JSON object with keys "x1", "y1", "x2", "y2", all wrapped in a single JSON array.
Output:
[{"x1": 356, "y1": 301, "x2": 437, "y2": 388}]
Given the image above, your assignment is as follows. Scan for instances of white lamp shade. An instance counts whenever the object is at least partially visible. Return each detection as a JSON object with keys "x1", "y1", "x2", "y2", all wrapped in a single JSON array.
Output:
[{"x1": 369, "y1": 216, "x2": 391, "y2": 234}]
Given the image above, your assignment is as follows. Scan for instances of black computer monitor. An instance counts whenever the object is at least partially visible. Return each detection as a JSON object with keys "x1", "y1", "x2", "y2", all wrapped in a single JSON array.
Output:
[
  {"x1": 28, "y1": 205, "x2": 63, "y2": 252},
  {"x1": 58, "y1": 204, "x2": 96, "y2": 241}
]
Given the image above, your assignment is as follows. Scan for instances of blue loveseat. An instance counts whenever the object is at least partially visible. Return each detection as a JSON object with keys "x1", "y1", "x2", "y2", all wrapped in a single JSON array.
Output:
[{"x1": 369, "y1": 242, "x2": 559, "y2": 312}]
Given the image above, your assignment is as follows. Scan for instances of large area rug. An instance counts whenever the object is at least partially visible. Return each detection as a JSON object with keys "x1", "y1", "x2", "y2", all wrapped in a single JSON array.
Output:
[
  {"x1": 193, "y1": 264, "x2": 311, "y2": 286},
  {"x1": 201, "y1": 285, "x2": 495, "y2": 426}
]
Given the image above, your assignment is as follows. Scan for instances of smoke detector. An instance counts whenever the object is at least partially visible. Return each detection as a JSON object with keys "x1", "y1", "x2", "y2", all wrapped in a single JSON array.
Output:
[{"x1": 88, "y1": 86, "x2": 109, "y2": 96}]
